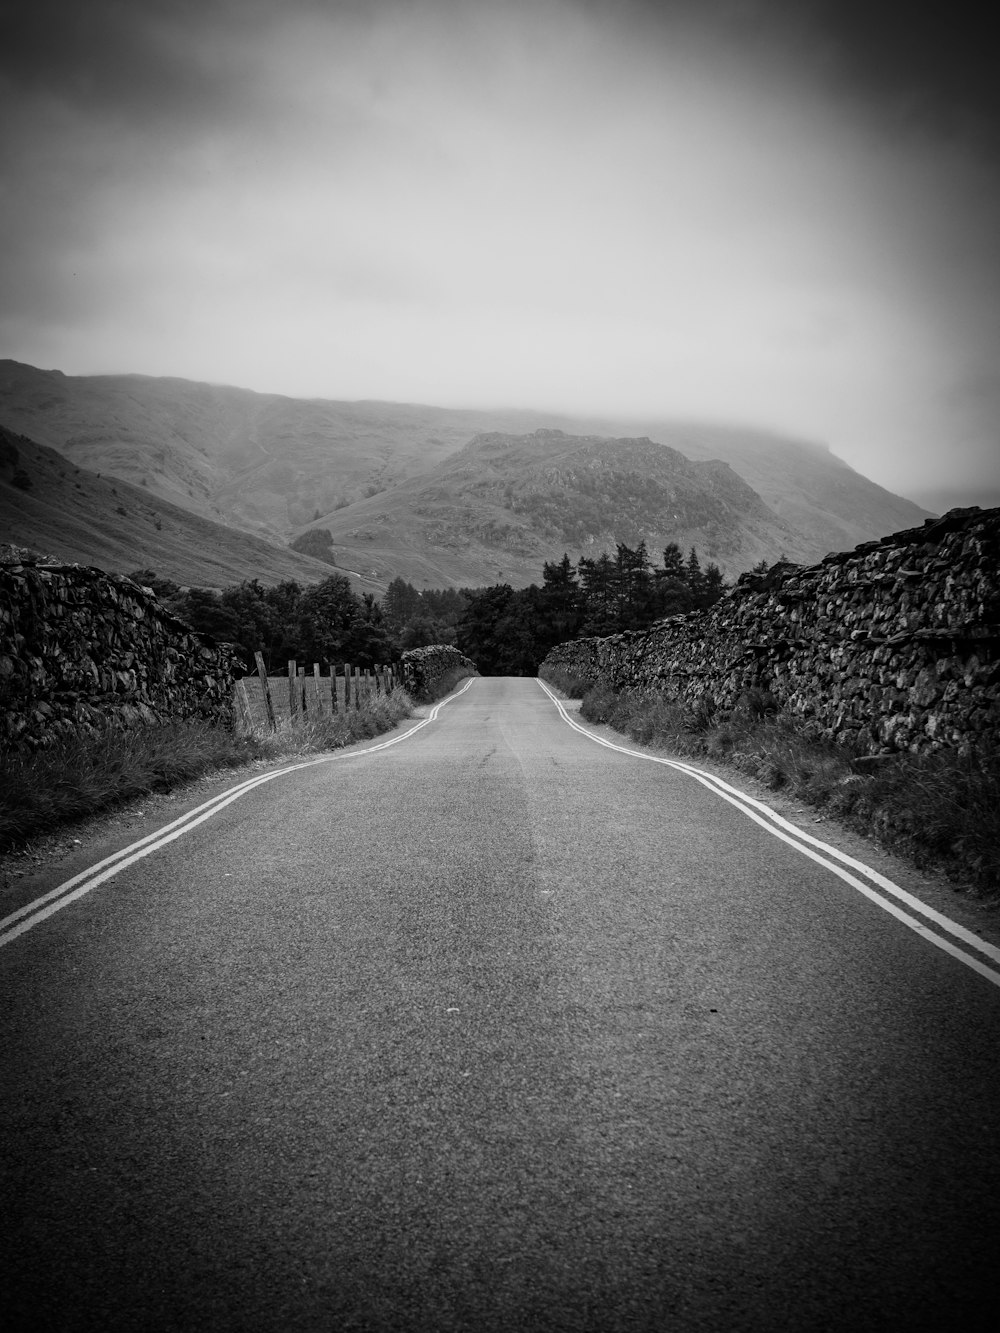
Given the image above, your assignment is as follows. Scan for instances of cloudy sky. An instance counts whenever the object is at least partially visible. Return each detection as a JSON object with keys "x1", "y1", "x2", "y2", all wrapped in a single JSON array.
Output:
[{"x1": 1, "y1": 0, "x2": 998, "y2": 510}]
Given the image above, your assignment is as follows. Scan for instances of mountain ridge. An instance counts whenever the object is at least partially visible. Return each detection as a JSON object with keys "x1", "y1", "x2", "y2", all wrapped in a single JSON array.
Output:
[
  {"x1": 304, "y1": 428, "x2": 806, "y2": 586},
  {"x1": 0, "y1": 424, "x2": 381, "y2": 592},
  {"x1": 0, "y1": 359, "x2": 934, "y2": 588}
]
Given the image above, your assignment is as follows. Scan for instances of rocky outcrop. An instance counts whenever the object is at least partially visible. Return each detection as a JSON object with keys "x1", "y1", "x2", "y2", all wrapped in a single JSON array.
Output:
[
  {"x1": 0, "y1": 555, "x2": 241, "y2": 749},
  {"x1": 400, "y1": 644, "x2": 478, "y2": 701},
  {"x1": 541, "y1": 507, "x2": 1000, "y2": 756}
]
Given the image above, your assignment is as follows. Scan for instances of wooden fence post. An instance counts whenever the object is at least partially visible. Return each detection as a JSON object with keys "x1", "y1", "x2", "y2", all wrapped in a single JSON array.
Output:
[
  {"x1": 298, "y1": 665, "x2": 307, "y2": 715},
  {"x1": 235, "y1": 678, "x2": 253, "y2": 732},
  {"x1": 254, "y1": 651, "x2": 277, "y2": 731},
  {"x1": 354, "y1": 665, "x2": 362, "y2": 709},
  {"x1": 313, "y1": 663, "x2": 322, "y2": 714},
  {"x1": 330, "y1": 665, "x2": 338, "y2": 713},
  {"x1": 288, "y1": 660, "x2": 297, "y2": 718},
  {"x1": 343, "y1": 662, "x2": 352, "y2": 710}
]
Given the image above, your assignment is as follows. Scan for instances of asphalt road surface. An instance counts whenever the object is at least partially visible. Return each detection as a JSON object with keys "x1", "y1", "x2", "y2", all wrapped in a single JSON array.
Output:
[{"x1": 3, "y1": 677, "x2": 999, "y2": 1332}]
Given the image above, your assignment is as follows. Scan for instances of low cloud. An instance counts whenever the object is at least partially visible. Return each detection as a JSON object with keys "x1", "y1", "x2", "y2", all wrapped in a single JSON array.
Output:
[{"x1": 1, "y1": 0, "x2": 998, "y2": 504}]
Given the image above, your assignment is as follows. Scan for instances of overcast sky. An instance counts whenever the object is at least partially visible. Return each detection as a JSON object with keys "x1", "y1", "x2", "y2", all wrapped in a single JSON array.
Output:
[{"x1": 2, "y1": 0, "x2": 998, "y2": 510}]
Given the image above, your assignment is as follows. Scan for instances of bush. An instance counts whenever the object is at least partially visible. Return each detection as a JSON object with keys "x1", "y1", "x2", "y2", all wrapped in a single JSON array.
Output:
[{"x1": 538, "y1": 664, "x2": 592, "y2": 697}]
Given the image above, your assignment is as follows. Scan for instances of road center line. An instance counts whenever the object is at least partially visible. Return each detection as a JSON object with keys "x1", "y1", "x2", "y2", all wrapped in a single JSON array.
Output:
[
  {"x1": 0, "y1": 677, "x2": 476, "y2": 949},
  {"x1": 536, "y1": 677, "x2": 1000, "y2": 990}
]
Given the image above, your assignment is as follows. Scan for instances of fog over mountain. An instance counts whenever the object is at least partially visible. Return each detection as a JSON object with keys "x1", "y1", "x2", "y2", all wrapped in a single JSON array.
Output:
[
  {"x1": 1, "y1": 1, "x2": 998, "y2": 512},
  {"x1": 0, "y1": 360, "x2": 931, "y2": 589}
]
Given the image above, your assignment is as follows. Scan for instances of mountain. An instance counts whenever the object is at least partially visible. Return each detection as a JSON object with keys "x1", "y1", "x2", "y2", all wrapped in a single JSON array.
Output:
[
  {"x1": 304, "y1": 429, "x2": 813, "y2": 587},
  {"x1": 0, "y1": 360, "x2": 531, "y2": 538},
  {"x1": 0, "y1": 425, "x2": 381, "y2": 592},
  {"x1": 0, "y1": 359, "x2": 933, "y2": 587}
]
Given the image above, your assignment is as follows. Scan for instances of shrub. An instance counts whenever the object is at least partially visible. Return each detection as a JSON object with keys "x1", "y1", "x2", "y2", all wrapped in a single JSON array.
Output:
[{"x1": 538, "y1": 664, "x2": 592, "y2": 697}]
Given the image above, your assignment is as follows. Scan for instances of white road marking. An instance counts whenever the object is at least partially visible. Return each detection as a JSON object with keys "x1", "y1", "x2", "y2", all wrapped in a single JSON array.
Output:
[
  {"x1": 0, "y1": 677, "x2": 476, "y2": 949},
  {"x1": 536, "y1": 677, "x2": 1000, "y2": 991}
]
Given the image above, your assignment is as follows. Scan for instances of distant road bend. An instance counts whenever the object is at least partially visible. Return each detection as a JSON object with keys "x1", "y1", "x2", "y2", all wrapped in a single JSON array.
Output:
[{"x1": 3, "y1": 677, "x2": 999, "y2": 1332}]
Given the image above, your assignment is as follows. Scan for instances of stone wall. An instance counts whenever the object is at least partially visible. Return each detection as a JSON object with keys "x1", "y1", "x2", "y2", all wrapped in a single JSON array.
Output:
[
  {"x1": 0, "y1": 555, "x2": 241, "y2": 750},
  {"x1": 400, "y1": 644, "x2": 478, "y2": 701},
  {"x1": 541, "y1": 507, "x2": 1000, "y2": 756}
]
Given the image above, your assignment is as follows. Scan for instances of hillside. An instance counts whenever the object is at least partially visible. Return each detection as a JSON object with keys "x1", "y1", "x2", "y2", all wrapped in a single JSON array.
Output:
[
  {"x1": 304, "y1": 429, "x2": 815, "y2": 586},
  {"x1": 0, "y1": 426, "x2": 381, "y2": 591},
  {"x1": 0, "y1": 360, "x2": 933, "y2": 587},
  {"x1": 0, "y1": 360, "x2": 529, "y2": 538},
  {"x1": 585, "y1": 418, "x2": 932, "y2": 559}
]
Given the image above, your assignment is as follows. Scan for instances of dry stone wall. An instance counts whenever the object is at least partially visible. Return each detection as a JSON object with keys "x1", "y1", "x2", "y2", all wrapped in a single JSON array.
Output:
[
  {"x1": 0, "y1": 556, "x2": 241, "y2": 750},
  {"x1": 400, "y1": 644, "x2": 478, "y2": 701},
  {"x1": 542, "y1": 507, "x2": 1000, "y2": 756}
]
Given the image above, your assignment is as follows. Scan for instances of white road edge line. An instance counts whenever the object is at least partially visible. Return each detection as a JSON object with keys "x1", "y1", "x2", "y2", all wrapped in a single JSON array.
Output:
[
  {"x1": 0, "y1": 676, "x2": 476, "y2": 949},
  {"x1": 536, "y1": 678, "x2": 1000, "y2": 990}
]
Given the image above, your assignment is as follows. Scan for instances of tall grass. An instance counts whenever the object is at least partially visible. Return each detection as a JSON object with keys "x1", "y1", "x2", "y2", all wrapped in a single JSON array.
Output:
[
  {"x1": 252, "y1": 686, "x2": 413, "y2": 755},
  {"x1": 544, "y1": 669, "x2": 1000, "y2": 901},
  {"x1": 0, "y1": 686, "x2": 414, "y2": 853}
]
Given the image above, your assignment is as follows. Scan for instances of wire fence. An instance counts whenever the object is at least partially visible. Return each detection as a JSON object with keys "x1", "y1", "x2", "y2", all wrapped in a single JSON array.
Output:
[{"x1": 234, "y1": 654, "x2": 401, "y2": 731}]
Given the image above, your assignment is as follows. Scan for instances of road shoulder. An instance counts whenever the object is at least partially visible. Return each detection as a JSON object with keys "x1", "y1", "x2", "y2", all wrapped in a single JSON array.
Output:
[{"x1": 544, "y1": 689, "x2": 1000, "y2": 956}]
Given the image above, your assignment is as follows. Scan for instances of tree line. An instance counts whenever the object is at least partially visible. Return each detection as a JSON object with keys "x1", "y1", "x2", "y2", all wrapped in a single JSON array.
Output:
[
  {"x1": 130, "y1": 540, "x2": 727, "y2": 678},
  {"x1": 451, "y1": 541, "x2": 726, "y2": 676},
  {"x1": 129, "y1": 570, "x2": 396, "y2": 672}
]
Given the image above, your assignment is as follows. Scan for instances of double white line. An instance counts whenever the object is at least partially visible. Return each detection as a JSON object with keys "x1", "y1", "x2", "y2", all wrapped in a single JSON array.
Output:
[
  {"x1": 0, "y1": 678, "x2": 476, "y2": 949},
  {"x1": 537, "y1": 678, "x2": 1000, "y2": 991}
]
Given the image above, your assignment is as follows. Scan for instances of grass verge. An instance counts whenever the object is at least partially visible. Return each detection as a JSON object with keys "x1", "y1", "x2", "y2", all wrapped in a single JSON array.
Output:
[
  {"x1": 416, "y1": 667, "x2": 477, "y2": 703},
  {"x1": 0, "y1": 686, "x2": 413, "y2": 853},
  {"x1": 541, "y1": 666, "x2": 1000, "y2": 902}
]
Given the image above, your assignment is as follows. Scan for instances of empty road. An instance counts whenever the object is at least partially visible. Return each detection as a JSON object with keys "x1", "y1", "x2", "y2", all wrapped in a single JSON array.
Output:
[{"x1": 3, "y1": 677, "x2": 999, "y2": 1331}]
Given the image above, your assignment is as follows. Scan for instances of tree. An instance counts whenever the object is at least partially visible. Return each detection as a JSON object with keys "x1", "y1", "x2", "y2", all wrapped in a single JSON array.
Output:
[
  {"x1": 577, "y1": 553, "x2": 617, "y2": 636},
  {"x1": 127, "y1": 569, "x2": 181, "y2": 601},
  {"x1": 456, "y1": 585, "x2": 516, "y2": 675},
  {"x1": 220, "y1": 579, "x2": 284, "y2": 667},
  {"x1": 173, "y1": 587, "x2": 240, "y2": 642},
  {"x1": 382, "y1": 576, "x2": 423, "y2": 629},
  {"x1": 289, "y1": 528, "x2": 337, "y2": 566},
  {"x1": 700, "y1": 562, "x2": 725, "y2": 608},
  {"x1": 652, "y1": 545, "x2": 692, "y2": 617},
  {"x1": 400, "y1": 617, "x2": 450, "y2": 649},
  {"x1": 662, "y1": 542, "x2": 685, "y2": 582},
  {"x1": 421, "y1": 587, "x2": 469, "y2": 624},
  {"x1": 496, "y1": 586, "x2": 548, "y2": 675},
  {"x1": 538, "y1": 554, "x2": 583, "y2": 650},
  {"x1": 614, "y1": 540, "x2": 656, "y2": 630},
  {"x1": 252, "y1": 580, "x2": 306, "y2": 669},
  {"x1": 298, "y1": 574, "x2": 366, "y2": 664},
  {"x1": 350, "y1": 592, "x2": 396, "y2": 665},
  {"x1": 651, "y1": 570, "x2": 693, "y2": 618},
  {"x1": 685, "y1": 547, "x2": 704, "y2": 603}
]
